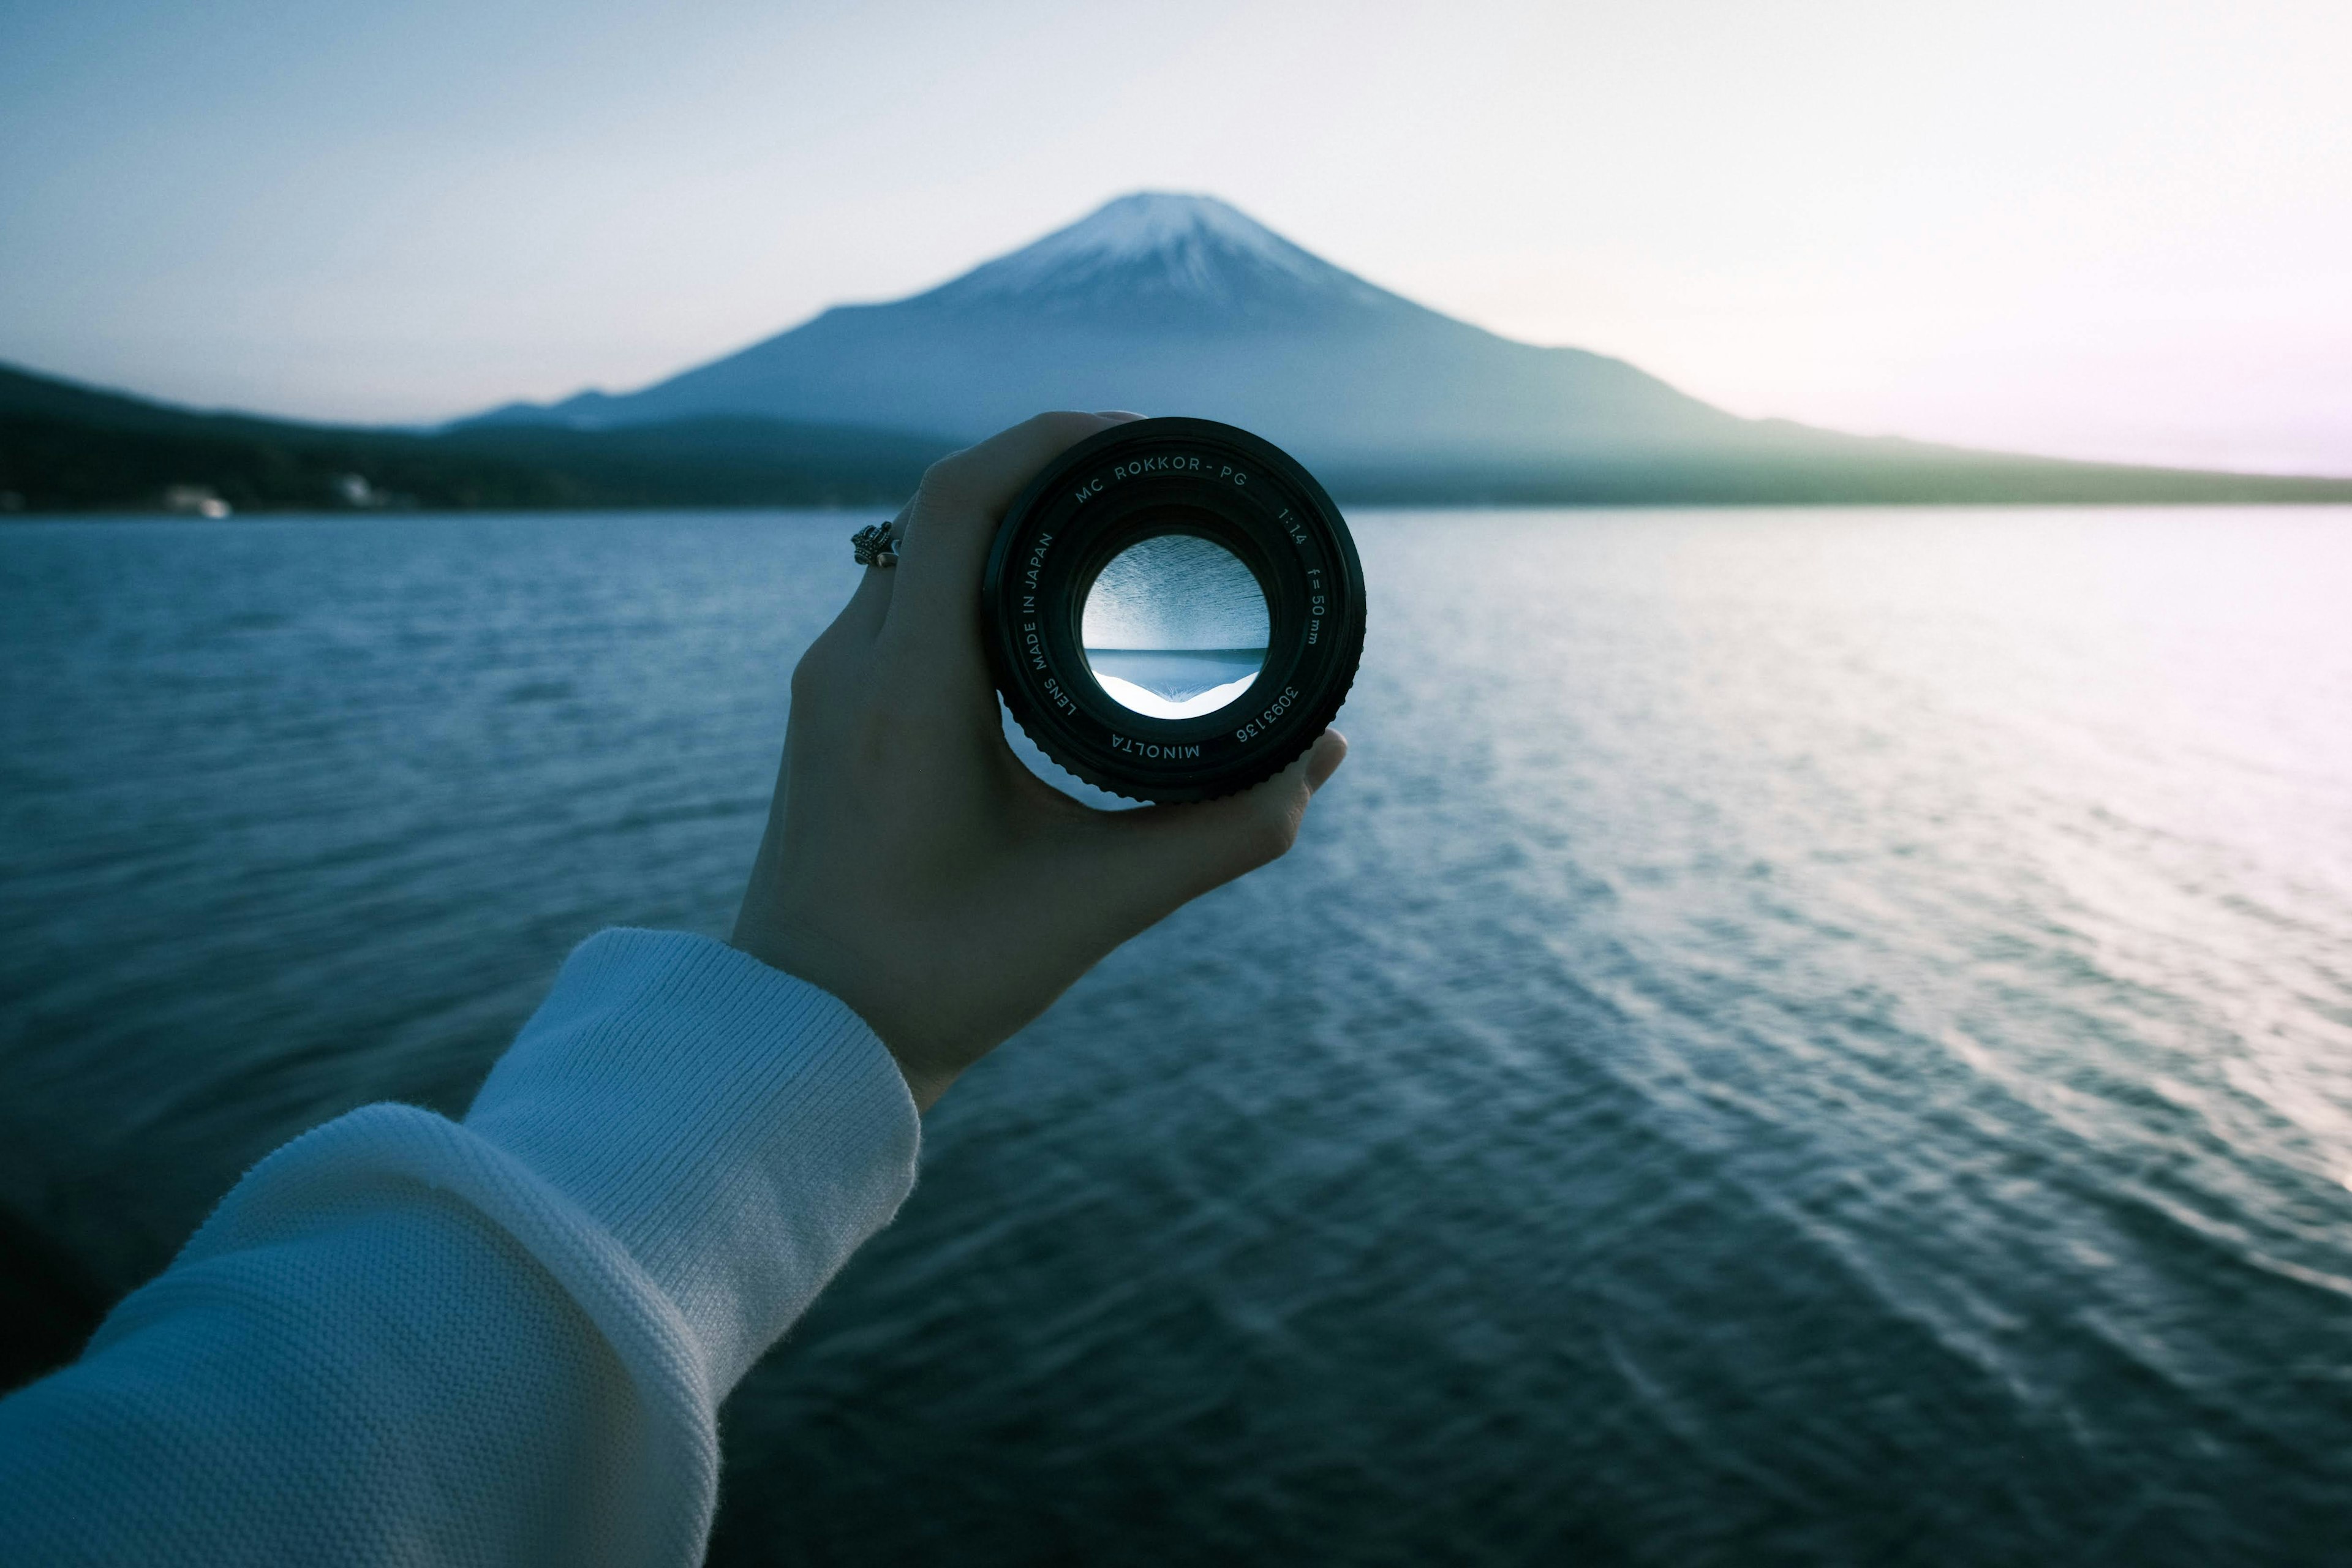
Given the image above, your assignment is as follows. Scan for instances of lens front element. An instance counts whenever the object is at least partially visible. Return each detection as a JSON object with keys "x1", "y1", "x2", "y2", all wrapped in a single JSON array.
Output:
[{"x1": 1080, "y1": 533, "x2": 1270, "y2": 720}]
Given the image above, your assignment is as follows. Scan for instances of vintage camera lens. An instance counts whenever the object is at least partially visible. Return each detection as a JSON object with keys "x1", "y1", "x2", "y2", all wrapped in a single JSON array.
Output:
[{"x1": 982, "y1": 417, "x2": 1365, "y2": 803}]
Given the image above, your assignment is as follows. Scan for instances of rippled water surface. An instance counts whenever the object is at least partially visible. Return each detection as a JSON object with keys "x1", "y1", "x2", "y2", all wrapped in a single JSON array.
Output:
[{"x1": 5, "y1": 508, "x2": 2351, "y2": 1564}]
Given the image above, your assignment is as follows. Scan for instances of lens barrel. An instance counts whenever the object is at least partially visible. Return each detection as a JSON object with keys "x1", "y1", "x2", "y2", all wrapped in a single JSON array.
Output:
[{"x1": 982, "y1": 418, "x2": 1365, "y2": 803}]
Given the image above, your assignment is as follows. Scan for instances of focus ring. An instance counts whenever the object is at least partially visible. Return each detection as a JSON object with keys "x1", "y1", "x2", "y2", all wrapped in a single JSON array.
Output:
[{"x1": 981, "y1": 418, "x2": 1365, "y2": 804}]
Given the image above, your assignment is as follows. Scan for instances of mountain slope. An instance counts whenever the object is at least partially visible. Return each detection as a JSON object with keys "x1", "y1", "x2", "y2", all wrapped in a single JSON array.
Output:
[{"x1": 478, "y1": 192, "x2": 1752, "y2": 464}]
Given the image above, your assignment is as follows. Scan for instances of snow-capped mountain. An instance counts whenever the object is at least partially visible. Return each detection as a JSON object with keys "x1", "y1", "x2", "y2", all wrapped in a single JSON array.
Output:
[
  {"x1": 472, "y1": 192, "x2": 1750, "y2": 465},
  {"x1": 921, "y1": 191, "x2": 1398, "y2": 320}
]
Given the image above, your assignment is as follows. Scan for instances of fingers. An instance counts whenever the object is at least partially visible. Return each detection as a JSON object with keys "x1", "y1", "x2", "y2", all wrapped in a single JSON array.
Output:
[
  {"x1": 834, "y1": 499, "x2": 909, "y2": 643},
  {"x1": 1095, "y1": 729, "x2": 1349, "y2": 915},
  {"x1": 1302, "y1": 728, "x2": 1348, "y2": 793},
  {"x1": 836, "y1": 560, "x2": 894, "y2": 643},
  {"x1": 885, "y1": 412, "x2": 1130, "y2": 644}
]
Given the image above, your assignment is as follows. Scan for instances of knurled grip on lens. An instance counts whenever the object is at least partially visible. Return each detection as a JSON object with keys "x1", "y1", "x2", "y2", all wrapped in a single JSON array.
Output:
[{"x1": 981, "y1": 417, "x2": 1366, "y2": 804}]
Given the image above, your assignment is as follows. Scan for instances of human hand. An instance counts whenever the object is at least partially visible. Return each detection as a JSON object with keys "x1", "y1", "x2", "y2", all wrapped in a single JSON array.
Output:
[{"x1": 730, "y1": 413, "x2": 1348, "y2": 1110}]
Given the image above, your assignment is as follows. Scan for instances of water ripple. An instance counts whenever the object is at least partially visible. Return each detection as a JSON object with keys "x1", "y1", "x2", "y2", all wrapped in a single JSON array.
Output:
[{"x1": 4, "y1": 508, "x2": 2352, "y2": 1562}]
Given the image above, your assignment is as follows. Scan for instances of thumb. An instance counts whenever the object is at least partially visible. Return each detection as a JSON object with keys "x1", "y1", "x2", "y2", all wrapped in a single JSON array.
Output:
[{"x1": 1107, "y1": 729, "x2": 1349, "y2": 910}]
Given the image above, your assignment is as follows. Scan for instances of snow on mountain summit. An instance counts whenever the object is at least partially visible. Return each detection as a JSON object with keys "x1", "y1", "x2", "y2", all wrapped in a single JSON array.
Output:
[
  {"x1": 1013, "y1": 192, "x2": 1307, "y2": 266},
  {"x1": 921, "y1": 192, "x2": 1400, "y2": 318}
]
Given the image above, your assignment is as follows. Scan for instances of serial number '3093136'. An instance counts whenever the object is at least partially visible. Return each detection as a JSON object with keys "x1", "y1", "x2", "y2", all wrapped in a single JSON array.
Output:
[{"x1": 1232, "y1": 685, "x2": 1301, "y2": 743}]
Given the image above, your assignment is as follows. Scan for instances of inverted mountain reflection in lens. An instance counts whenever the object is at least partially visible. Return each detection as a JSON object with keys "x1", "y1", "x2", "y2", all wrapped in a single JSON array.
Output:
[{"x1": 1082, "y1": 535, "x2": 1270, "y2": 720}]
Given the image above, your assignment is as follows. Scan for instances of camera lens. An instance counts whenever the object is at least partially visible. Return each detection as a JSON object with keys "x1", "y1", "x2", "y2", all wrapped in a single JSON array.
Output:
[{"x1": 982, "y1": 417, "x2": 1364, "y2": 803}]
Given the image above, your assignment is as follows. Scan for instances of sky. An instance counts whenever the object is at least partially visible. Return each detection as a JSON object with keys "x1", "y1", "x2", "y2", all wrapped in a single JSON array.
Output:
[{"x1": 2, "y1": 0, "x2": 2347, "y2": 473}]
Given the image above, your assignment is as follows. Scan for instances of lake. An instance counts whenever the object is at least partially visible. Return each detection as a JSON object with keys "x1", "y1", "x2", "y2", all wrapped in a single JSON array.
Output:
[{"x1": 4, "y1": 507, "x2": 2351, "y2": 1564}]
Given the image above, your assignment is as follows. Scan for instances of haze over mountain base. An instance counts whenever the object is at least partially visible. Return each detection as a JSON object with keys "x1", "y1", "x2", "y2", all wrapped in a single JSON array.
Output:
[{"x1": 9, "y1": 358, "x2": 2352, "y2": 514}]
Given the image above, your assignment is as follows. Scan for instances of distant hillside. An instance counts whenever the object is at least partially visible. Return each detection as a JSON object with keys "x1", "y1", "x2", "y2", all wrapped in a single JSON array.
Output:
[
  {"x1": 1317, "y1": 438, "x2": 2352, "y2": 507},
  {"x1": 7, "y1": 351, "x2": 2352, "y2": 516},
  {"x1": 0, "y1": 363, "x2": 954, "y2": 513}
]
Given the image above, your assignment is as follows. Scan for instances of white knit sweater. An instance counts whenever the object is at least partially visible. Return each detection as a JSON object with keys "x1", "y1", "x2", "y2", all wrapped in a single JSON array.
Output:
[{"x1": 0, "y1": 929, "x2": 922, "y2": 1566}]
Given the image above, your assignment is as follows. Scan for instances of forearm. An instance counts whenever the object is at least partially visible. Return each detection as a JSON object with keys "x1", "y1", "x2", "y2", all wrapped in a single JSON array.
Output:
[{"x1": 0, "y1": 931, "x2": 918, "y2": 1567}]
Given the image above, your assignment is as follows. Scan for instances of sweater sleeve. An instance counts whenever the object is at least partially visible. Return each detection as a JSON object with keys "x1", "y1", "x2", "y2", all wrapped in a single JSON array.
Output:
[{"x1": 0, "y1": 929, "x2": 920, "y2": 1568}]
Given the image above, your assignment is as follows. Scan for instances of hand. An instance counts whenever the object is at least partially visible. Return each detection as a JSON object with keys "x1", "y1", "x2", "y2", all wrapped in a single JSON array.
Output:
[{"x1": 730, "y1": 413, "x2": 1348, "y2": 1110}]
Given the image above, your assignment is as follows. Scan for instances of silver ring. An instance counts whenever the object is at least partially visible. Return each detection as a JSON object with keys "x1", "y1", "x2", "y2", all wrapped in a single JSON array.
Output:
[{"x1": 851, "y1": 522, "x2": 899, "y2": 568}]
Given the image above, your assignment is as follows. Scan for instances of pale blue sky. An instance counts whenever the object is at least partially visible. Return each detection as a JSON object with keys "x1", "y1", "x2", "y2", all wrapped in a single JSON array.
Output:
[{"x1": 3, "y1": 0, "x2": 2346, "y2": 472}]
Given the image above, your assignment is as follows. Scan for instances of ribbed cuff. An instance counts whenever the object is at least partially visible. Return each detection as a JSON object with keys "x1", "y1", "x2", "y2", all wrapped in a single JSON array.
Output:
[{"x1": 464, "y1": 929, "x2": 920, "y2": 1392}]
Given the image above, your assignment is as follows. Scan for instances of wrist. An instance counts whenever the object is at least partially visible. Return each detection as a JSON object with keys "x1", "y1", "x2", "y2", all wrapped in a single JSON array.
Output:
[{"x1": 726, "y1": 915, "x2": 956, "y2": 1113}]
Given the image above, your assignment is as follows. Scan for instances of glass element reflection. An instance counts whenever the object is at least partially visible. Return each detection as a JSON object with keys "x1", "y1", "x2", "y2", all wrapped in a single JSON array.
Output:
[{"x1": 1081, "y1": 533, "x2": 1270, "y2": 719}]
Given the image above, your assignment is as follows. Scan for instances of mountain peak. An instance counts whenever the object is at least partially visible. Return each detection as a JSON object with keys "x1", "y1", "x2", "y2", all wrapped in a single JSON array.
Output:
[
  {"x1": 1026, "y1": 191, "x2": 1289, "y2": 260},
  {"x1": 916, "y1": 190, "x2": 1398, "y2": 320}
]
